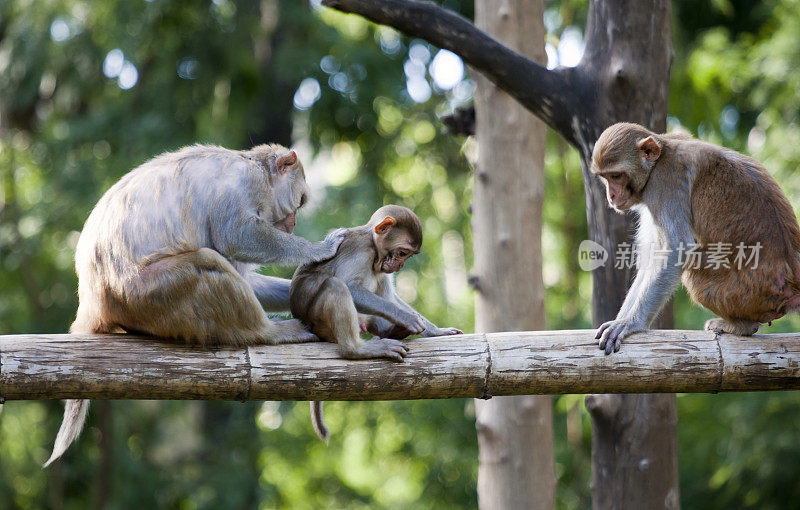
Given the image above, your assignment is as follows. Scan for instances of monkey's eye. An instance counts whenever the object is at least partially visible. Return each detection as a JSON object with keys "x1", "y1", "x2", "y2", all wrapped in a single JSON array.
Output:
[
  {"x1": 396, "y1": 250, "x2": 410, "y2": 258},
  {"x1": 606, "y1": 172, "x2": 624, "y2": 182},
  {"x1": 299, "y1": 194, "x2": 307, "y2": 208}
]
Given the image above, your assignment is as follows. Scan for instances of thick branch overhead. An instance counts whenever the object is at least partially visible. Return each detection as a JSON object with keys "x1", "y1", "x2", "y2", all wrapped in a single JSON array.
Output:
[
  {"x1": 321, "y1": 0, "x2": 575, "y2": 138},
  {"x1": 2, "y1": 331, "x2": 799, "y2": 400}
]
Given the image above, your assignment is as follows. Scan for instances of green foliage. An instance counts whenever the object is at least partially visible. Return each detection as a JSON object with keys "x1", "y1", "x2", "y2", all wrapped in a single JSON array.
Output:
[
  {"x1": 678, "y1": 392, "x2": 800, "y2": 510},
  {"x1": 254, "y1": 400, "x2": 477, "y2": 508}
]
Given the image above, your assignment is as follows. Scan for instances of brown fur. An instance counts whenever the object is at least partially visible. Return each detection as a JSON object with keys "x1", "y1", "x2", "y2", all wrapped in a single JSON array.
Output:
[
  {"x1": 594, "y1": 122, "x2": 800, "y2": 334},
  {"x1": 78, "y1": 248, "x2": 307, "y2": 346},
  {"x1": 47, "y1": 144, "x2": 344, "y2": 467},
  {"x1": 290, "y1": 205, "x2": 424, "y2": 359},
  {"x1": 682, "y1": 144, "x2": 800, "y2": 323},
  {"x1": 289, "y1": 205, "x2": 461, "y2": 440}
]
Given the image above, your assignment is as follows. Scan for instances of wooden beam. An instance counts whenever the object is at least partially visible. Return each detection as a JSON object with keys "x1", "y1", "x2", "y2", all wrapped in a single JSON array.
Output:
[{"x1": 1, "y1": 331, "x2": 799, "y2": 400}]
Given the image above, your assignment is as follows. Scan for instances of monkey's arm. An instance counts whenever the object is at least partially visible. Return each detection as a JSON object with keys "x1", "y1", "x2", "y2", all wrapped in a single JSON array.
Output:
[
  {"x1": 346, "y1": 283, "x2": 427, "y2": 335},
  {"x1": 387, "y1": 294, "x2": 462, "y2": 337},
  {"x1": 217, "y1": 215, "x2": 345, "y2": 266},
  {"x1": 244, "y1": 272, "x2": 291, "y2": 312},
  {"x1": 365, "y1": 276, "x2": 462, "y2": 338},
  {"x1": 365, "y1": 316, "x2": 410, "y2": 339},
  {"x1": 596, "y1": 208, "x2": 692, "y2": 354}
]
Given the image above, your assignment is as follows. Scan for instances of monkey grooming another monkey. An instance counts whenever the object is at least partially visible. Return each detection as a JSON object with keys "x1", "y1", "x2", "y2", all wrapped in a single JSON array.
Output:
[
  {"x1": 46, "y1": 144, "x2": 345, "y2": 466},
  {"x1": 591, "y1": 122, "x2": 800, "y2": 354},
  {"x1": 290, "y1": 205, "x2": 462, "y2": 440}
]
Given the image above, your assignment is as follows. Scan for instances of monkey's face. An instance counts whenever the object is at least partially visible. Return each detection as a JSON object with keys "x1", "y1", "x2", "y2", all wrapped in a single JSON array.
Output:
[
  {"x1": 591, "y1": 124, "x2": 663, "y2": 212},
  {"x1": 379, "y1": 245, "x2": 417, "y2": 273},
  {"x1": 597, "y1": 169, "x2": 639, "y2": 211},
  {"x1": 270, "y1": 149, "x2": 309, "y2": 233},
  {"x1": 372, "y1": 215, "x2": 421, "y2": 273}
]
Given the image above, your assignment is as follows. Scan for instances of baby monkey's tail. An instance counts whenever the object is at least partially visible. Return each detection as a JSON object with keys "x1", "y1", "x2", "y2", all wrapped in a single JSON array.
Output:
[{"x1": 310, "y1": 401, "x2": 329, "y2": 443}]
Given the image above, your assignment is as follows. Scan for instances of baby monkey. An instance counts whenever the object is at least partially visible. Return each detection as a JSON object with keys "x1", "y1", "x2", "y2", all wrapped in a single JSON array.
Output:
[{"x1": 290, "y1": 205, "x2": 462, "y2": 439}]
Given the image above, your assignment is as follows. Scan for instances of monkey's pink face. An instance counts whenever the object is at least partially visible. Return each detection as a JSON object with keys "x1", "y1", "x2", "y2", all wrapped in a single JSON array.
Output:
[
  {"x1": 599, "y1": 171, "x2": 637, "y2": 211},
  {"x1": 372, "y1": 215, "x2": 422, "y2": 273},
  {"x1": 380, "y1": 247, "x2": 416, "y2": 273},
  {"x1": 273, "y1": 212, "x2": 296, "y2": 233}
]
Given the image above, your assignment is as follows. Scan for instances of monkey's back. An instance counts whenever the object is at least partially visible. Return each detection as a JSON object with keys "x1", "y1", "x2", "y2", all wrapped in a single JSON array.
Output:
[
  {"x1": 290, "y1": 255, "x2": 352, "y2": 343},
  {"x1": 76, "y1": 146, "x2": 268, "y2": 281},
  {"x1": 289, "y1": 229, "x2": 377, "y2": 332},
  {"x1": 688, "y1": 143, "x2": 800, "y2": 253},
  {"x1": 680, "y1": 140, "x2": 800, "y2": 320}
]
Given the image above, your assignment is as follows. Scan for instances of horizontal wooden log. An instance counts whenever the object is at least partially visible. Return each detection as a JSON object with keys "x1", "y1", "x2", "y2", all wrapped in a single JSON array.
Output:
[{"x1": 1, "y1": 330, "x2": 799, "y2": 401}]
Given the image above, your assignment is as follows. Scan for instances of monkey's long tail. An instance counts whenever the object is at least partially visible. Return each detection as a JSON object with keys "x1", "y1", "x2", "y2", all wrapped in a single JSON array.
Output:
[
  {"x1": 43, "y1": 399, "x2": 90, "y2": 467},
  {"x1": 309, "y1": 401, "x2": 329, "y2": 443}
]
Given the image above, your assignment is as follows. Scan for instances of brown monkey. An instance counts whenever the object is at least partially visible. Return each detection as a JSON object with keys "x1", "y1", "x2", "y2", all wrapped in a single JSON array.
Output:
[
  {"x1": 46, "y1": 144, "x2": 345, "y2": 466},
  {"x1": 591, "y1": 122, "x2": 800, "y2": 354},
  {"x1": 290, "y1": 205, "x2": 462, "y2": 440}
]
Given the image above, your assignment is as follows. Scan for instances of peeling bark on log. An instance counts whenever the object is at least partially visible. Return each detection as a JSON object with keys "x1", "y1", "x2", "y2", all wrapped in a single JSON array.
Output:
[{"x1": 2, "y1": 331, "x2": 799, "y2": 400}]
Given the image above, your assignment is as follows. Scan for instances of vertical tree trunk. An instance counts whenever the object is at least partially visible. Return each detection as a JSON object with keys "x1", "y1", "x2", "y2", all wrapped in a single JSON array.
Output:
[
  {"x1": 248, "y1": 0, "x2": 295, "y2": 147},
  {"x1": 319, "y1": 1, "x2": 680, "y2": 507},
  {"x1": 585, "y1": 391, "x2": 679, "y2": 509},
  {"x1": 472, "y1": 1, "x2": 555, "y2": 509},
  {"x1": 573, "y1": 2, "x2": 681, "y2": 508}
]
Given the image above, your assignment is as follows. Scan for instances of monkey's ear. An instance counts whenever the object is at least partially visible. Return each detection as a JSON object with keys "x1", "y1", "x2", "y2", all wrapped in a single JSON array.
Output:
[
  {"x1": 276, "y1": 151, "x2": 298, "y2": 175},
  {"x1": 374, "y1": 216, "x2": 396, "y2": 235},
  {"x1": 636, "y1": 136, "x2": 661, "y2": 162}
]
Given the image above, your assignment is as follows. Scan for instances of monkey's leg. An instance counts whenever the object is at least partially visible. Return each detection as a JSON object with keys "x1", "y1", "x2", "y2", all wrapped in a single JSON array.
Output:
[
  {"x1": 244, "y1": 271, "x2": 292, "y2": 312},
  {"x1": 688, "y1": 268, "x2": 766, "y2": 337},
  {"x1": 314, "y1": 277, "x2": 408, "y2": 361},
  {"x1": 704, "y1": 318, "x2": 760, "y2": 336},
  {"x1": 126, "y1": 248, "x2": 315, "y2": 345}
]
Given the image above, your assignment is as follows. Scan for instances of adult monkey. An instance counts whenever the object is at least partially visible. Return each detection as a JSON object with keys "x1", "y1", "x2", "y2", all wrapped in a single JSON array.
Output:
[
  {"x1": 592, "y1": 122, "x2": 800, "y2": 354},
  {"x1": 45, "y1": 144, "x2": 345, "y2": 466}
]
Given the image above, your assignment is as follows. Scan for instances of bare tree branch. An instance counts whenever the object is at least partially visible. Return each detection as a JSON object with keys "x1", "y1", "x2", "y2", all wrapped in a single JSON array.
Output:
[{"x1": 322, "y1": 0, "x2": 580, "y2": 143}]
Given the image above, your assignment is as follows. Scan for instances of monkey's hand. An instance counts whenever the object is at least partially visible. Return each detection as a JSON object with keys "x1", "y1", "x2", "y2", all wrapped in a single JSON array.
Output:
[
  {"x1": 595, "y1": 318, "x2": 645, "y2": 355},
  {"x1": 427, "y1": 326, "x2": 463, "y2": 337},
  {"x1": 343, "y1": 337, "x2": 409, "y2": 362},
  {"x1": 311, "y1": 228, "x2": 347, "y2": 262},
  {"x1": 395, "y1": 310, "x2": 426, "y2": 336}
]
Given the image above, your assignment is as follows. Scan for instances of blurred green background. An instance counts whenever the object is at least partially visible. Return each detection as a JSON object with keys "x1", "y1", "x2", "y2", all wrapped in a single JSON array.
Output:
[{"x1": 1, "y1": 0, "x2": 799, "y2": 508}]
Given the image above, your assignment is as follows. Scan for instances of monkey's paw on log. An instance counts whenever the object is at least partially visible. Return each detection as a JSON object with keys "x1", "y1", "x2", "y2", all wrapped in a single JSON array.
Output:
[
  {"x1": 396, "y1": 310, "x2": 426, "y2": 336},
  {"x1": 595, "y1": 318, "x2": 646, "y2": 355},
  {"x1": 343, "y1": 337, "x2": 409, "y2": 362},
  {"x1": 431, "y1": 327, "x2": 463, "y2": 336},
  {"x1": 704, "y1": 318, "x2": 760, "y2": 336},
  {"x1": 267, "y1": 318, "x2": 320, "y2": 344}
]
